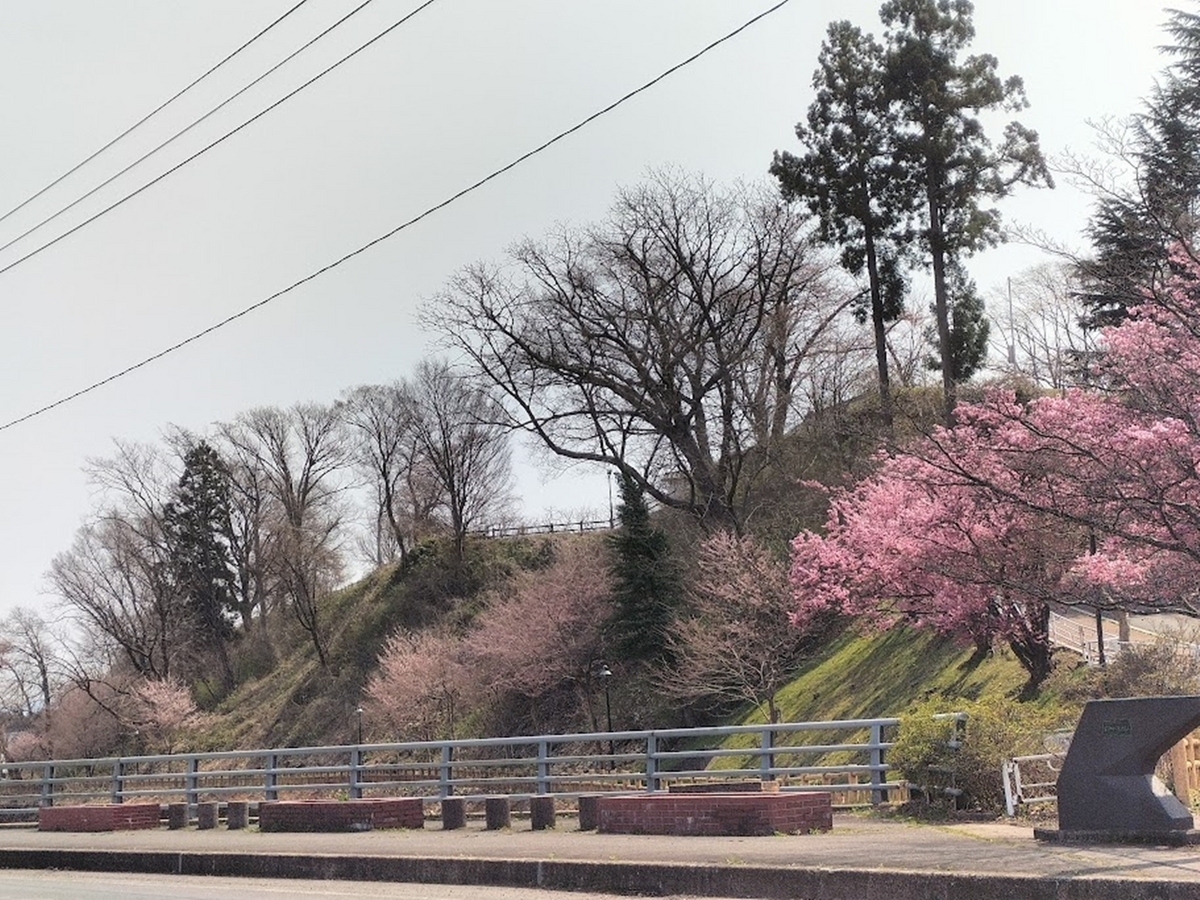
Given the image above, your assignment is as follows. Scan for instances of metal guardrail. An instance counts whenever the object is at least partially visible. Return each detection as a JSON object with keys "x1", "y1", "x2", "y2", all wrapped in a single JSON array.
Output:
[
  {"x1": 0, "y1": 716, "x2": 963, "y2": 813},
  {"x1": 473, "y1": 518, "x2": 614, "y2": 539},
  {"x1": 1002, "y1": 753, "x2": 1063, "y2": 817}
]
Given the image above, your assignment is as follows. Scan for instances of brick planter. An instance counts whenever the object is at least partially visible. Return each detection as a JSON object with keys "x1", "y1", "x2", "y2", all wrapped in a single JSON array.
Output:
[
  {"x1": 597, "y1": 791, "x2": 832, "y2": 836},
  {"x1": 39, "y1": 804, "x2": 161, "y2": 832},
  {"x1": 258, "y1": 798, "x2": 424, "y2": 832}
]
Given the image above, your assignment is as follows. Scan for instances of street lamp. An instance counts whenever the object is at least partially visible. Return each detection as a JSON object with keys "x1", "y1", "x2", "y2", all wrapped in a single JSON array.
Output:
[
  {"x1": 355, "y1": 706, "x2": 364, "y2": 745},
  {"x1": 598, "y1": 664, "x2": 614, "y2": 768}
]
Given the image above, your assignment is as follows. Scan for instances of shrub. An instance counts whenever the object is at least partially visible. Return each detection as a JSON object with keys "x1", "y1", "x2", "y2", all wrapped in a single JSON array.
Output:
[
  {"x1": 1100, "y1": 633, "x2": 1200, "y2": 698},
  {"x1": 890, "y1": 697, "x2": 1067, "y2": 813}
]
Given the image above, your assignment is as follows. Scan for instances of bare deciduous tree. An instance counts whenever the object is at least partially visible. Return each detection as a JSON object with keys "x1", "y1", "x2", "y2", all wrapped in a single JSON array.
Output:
[
  {"x1": 219, "y1": 404, "x2": 350, "y2": 666},
  {"x1": 426, "y1": 171, "x2": 850, "y2": 532},
  {"x1": 48, "y1": 442, "x2": 189, "y2": 682},
  {"x1": 410, "y1": 359, "x2": 513, "y2": 561},
  {"x1": 0, "y1": 607, "x2": 65, "y2": 717},
  {"x1": 341, "y1": 383, "x2": 442, "y2": 569},
  {"x1": 988, "y1": 263, "x2": 1098, "y2": 390}
]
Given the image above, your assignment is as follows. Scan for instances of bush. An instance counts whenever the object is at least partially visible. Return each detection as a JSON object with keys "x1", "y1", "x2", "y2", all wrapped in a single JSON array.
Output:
[
  {"x1": 890, "y1": 697, "x2": 1067, "y2": 813},
  {"x1": 1100, "y1": 633, "x2": 1200, "y2": 698}
]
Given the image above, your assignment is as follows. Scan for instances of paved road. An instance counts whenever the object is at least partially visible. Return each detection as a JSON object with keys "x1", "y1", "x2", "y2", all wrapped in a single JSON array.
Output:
[
  {"x1": 6, "y1": 813, "x2": 1200, "y2": 899},
  {"x1": 0, "y1": 870, "x2": 670, "y2": 900}
]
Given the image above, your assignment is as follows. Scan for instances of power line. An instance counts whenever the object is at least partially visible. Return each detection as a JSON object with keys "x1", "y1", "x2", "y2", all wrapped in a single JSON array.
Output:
[
  {"x1": 0, "y1": 0, "x2": 310, "y2": 232},
  {"x1": 0, "y1": 0, "x2": 382, "y2": 260},
  {"x1": 0, "y1": 0, "x2": 794, "y2": 434}
]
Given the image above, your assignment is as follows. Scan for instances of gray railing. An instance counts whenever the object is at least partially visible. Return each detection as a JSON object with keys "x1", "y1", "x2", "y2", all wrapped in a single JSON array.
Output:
[
  {"x1": 473, "y1": 518, "x2": 614, "y2": 539},
  {"x1": 0, "y1": 715, "x2": 964, "y2": 814}
]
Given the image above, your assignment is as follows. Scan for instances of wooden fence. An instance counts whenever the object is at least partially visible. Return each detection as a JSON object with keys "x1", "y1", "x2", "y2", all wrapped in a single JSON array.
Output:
[{"x1": 1170, "y1": 731, "x2": 1200, "y2": 803}]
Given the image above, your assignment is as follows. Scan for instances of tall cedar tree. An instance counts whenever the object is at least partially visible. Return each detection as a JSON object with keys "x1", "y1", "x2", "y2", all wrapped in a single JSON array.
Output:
[
  {"x1": 881, "y1": 0, "x2": 1051, "y2": 423},
  {"x1": 925, "y1": 259, "x2": 990, "y2": 382},
  {"x1": 771, "y1": 20, "x2": 913, "y2": 430},
  {"x1": 1078, "y1": 7, "x2": 1200, "y2": 328},
  {"x1": 606, "y1": 474, "x2": 679, "y2": 664},
  {"x1": 164, "y1": 441, "x2": 237, "y2": 689}
]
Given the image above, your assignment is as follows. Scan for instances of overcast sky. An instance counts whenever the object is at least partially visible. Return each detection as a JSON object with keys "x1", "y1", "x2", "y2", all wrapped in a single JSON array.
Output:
[{"x1": 0, "y1": 0, "x2": 1173, "y2": 618}]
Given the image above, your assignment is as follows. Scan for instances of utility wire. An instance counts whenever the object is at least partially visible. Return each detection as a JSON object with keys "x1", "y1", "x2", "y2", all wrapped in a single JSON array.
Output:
[
  {"x1": 0, "y1": 0, "x2": 310, "y2": 232},
  {"x1": 0, "y1": 0, "x2": 380, "y2": 260},
  {"x1": 0, "y1": 0, "x2": 794, "y2": 433}
]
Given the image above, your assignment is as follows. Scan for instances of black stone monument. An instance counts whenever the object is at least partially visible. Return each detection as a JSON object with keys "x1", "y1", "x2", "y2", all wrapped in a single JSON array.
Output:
[{"x1": 1035, "y1": 696, "x2": 1200, "y2": 845}]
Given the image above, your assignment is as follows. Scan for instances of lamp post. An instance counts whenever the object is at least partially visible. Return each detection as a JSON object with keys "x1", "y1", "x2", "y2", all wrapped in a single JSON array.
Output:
[
  {"x1": 598, "y1": 664, "x2": 614, "y2": 769},
  {"x1": 355, "y1": 706, "x2": 364, "y2": 745}
]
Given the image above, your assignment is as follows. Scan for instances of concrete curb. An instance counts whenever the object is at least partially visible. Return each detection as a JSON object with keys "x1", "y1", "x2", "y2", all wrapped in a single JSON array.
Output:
[{"x1": 1, "y1": 848, "x2": 1198, "y2": 899}]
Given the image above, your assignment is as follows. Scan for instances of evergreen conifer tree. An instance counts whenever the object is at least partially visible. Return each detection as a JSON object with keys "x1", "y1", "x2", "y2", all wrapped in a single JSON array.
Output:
[
  {"x1": 165, "y1": 441, "x2": 238, "y2": 688},
  {"x1": 605, "y1": 474, "x2": 679, "y2": 664}
]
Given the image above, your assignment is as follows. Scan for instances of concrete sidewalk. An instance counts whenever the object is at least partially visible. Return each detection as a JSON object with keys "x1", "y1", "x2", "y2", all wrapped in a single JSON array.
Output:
[{"x1": 2, "y1": 813, "x2": 1200, "y2": 898}]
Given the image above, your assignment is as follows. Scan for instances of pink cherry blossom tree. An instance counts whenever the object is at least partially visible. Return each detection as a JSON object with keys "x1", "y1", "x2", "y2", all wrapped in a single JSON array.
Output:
[
  {"x1": 792, "y1": 250, "x2": 1200, "y2": 692},
  {"x1": 791, "y1": 451, "x2": 1083, "y2": 692},
  {"x1": 914, "y1": 251, "x2": 1200, "y2": 614}
]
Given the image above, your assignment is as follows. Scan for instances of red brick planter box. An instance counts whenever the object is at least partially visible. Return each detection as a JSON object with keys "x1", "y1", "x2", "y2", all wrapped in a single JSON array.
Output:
[
  {"x1": 39, "y1": 804, "x2": 161, "y2": 832},
  {"x1": 597, "y1": 791, "x2": 832, "y2": 836},
  {"x1": 258, "y1": 798, "x2": 424, "y2": 832}
]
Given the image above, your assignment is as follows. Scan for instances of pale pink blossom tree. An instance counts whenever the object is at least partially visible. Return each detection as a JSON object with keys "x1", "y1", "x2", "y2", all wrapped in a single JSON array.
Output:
[
  {"x1": 126, "y1": 678, "x2": 208, "y2": 754},
  {"x1": 667, "y1": 532, "x2": 814, "y2": 723},
  {"x1": 365, "y1": 539, "x2": 615, "y2": 736},
  {"x1": 364, "y1": 628, "x2": 468, "y2": 741},
  {"x1": 463, "y1": 540, "x2": 613, "y2": 731}
]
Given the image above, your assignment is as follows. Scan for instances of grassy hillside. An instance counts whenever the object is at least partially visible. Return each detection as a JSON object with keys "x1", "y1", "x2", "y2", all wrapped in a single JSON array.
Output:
[
  {"x1": 190, "y1": 534, "x2": 563, "y2": 750},
  {"x1": 183, "y1": 538, "x2": 1049, "y2": 754},
  {"x1": 707, "y1": 622, "x2": 1034, "y2": 768}
]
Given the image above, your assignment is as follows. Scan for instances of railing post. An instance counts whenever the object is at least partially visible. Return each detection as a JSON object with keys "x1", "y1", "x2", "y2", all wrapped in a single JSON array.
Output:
[
  {"x1": 870, "y1": 722, "x2": 887, "y2": 805},
  {"x1": 110, "y1": 758, "x2": 125, "y2": 804},
  {"x1": 536, "y1": 740, "x2": 549, "y2": 795},
  {"x1": 761, "y1": 728, "x2": 776, "y2": 782},
  {"x1": 264, "y1": 752, "x2": 278, "y2": 802},
  {"x1": 40, "y1": 763, "x2": 54, "y2": 808},
  {"x1": 185, "y1": 756, "x2": 199, "y2": 810},
  {"x1": 1002, "y1": 758, "x2": 1018, "y2": 817},
  {"x1": 439, "y1": 744, "x2": 454, "y2": 799},
  {"x1": 645, "y1": 733, "x2": 658, "y2": 793},
  {"x1": 348, "y1": 747, "x2": 363, "y2": 800}
]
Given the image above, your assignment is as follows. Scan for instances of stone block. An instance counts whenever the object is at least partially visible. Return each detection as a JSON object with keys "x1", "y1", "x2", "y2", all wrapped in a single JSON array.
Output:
[
  {"x1": 484, "y1": 796, "x2": 510, "y2": 830},
  {"x1": 196, "y1": 801, "x2": 218, "y2": 830},
  {"x1": 531, "y1": 796, "x2": 556, "y2": 830},
  {"x1": 226, "y1": 801, "x2": 249, "y2": 830},
  {"x1": 577, "y1": 794, "x2": 601, "y2": 831},
  {"x1": 441, "y1": 797, "x2": 465, "y2": 830},
  {"x1": 167, "y1": 802, "x2": 188, "y2": 830}
]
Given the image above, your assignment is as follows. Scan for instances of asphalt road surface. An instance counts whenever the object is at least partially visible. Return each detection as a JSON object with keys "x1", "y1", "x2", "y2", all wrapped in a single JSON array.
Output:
[{"x1": 0, "y1": 871, "x2": 694, "y2": 900}]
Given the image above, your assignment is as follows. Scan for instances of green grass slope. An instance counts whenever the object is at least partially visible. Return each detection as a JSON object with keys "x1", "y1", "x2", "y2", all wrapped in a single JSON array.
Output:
[{"x1": 708, "y1": 622, "x2": 1030, "y2": 768}]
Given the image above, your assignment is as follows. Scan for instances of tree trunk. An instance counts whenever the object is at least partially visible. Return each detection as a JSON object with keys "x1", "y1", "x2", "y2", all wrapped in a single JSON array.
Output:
[
  {"x1": 862, "y1": 192, "x2": 894, "y2": 433},
  {"x1": 926, "y1": 180, "x2": 956, "y2": 427}
]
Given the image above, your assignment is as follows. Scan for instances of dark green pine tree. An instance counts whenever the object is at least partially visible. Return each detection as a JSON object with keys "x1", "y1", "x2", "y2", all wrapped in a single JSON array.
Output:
[
  {"x1": 1079, "y1": 7, "x2": 1200, "y2": 328},
  {"x1": 771, "y1": 20, "x2": 915, "y2": 431},
  {"x1": 165, "y1": 441, "x2": 238, "y2": 689},
  {"x1": 880, "y1": 0, "x2": 1051, "y2": 423},
  {"x1": 606, "y1": 473, "x2": 680, "y2": 664},
  {"x1": 925, "y1": 260, "x2": 989, "y2": 383}
]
